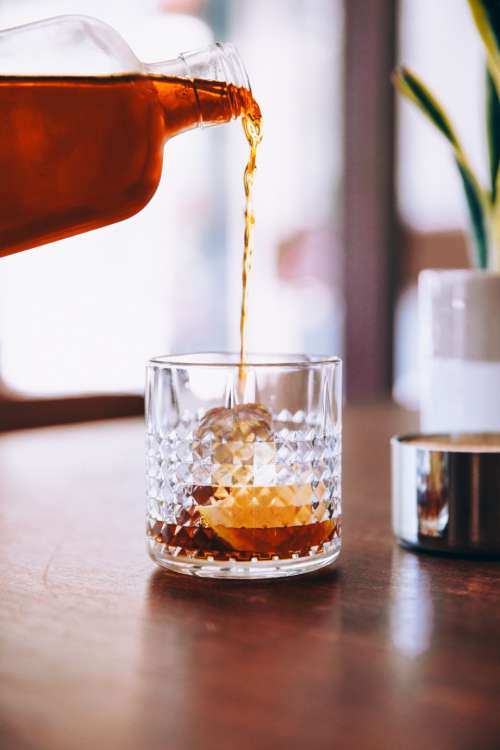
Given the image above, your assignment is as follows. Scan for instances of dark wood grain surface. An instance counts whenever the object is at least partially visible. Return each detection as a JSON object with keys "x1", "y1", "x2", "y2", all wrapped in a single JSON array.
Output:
[{"x1": 1, "y1": 404, "x2": 499, "y2": 750}]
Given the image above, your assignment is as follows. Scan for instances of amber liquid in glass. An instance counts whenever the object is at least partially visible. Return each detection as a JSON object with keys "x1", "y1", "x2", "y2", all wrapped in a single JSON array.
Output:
[
  {"x1": 148, "y1": 403, "x2": 339, "y2": 563},
  {"x1": 152, "y1": 517, "x2": 337, "y2": 562}
]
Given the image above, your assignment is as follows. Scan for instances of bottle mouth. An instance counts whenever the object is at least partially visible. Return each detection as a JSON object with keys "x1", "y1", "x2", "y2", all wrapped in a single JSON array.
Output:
[
  {"x1": 179, "y1": 42, "x2": 251, "y2": 92},
  {"x1": 214, "y1": 42, "x2": 251, "y2": 92}
]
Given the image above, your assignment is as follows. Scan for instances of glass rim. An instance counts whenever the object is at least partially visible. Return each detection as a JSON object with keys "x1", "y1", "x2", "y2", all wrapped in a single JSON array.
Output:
[{"x1": 147, "y1": 351, "x2": 341, "y2": 369}]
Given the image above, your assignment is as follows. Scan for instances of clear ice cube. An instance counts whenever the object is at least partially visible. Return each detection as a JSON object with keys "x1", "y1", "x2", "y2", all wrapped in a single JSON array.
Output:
[
  {"x1": 196, "y1": 403, "x2": 273, "y2": 443},
  {"x1": 194, "y1": 403, "x2": 274, "y2": 487}
]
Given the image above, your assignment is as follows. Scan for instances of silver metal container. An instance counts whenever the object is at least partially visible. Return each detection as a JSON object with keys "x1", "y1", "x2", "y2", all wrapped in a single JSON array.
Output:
[{"x1": 391, "y1": 434, "x2": 500, "y2": 556}]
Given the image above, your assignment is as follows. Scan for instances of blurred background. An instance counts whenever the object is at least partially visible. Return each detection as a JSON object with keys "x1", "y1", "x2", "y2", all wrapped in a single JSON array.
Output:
[{"x1": 0, "y1": 0, "x2": 483, "y2": 426}]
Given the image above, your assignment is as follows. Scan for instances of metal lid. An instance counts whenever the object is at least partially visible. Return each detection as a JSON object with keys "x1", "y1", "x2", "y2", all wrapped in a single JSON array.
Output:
[{"x1": 391, "y1": 433, "x2": 500, "y2": 556}]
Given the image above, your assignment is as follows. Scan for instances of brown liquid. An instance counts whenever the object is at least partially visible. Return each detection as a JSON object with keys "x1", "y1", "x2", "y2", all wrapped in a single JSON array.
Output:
[
  {"x1": 239, "y1": 107, "x2": 263, "y2": 376},
  {"x1": 0, "y1": 74, "x2": 259, "y2": 258},
  {"x1": 149, "y1": 518, "x2": 338, "y2": 562}
]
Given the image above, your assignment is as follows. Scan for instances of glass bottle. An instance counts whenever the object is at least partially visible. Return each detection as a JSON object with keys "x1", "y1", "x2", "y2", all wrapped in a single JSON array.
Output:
[{"x1": 0, "y1": 15, "x2": 259, "y2": 257}]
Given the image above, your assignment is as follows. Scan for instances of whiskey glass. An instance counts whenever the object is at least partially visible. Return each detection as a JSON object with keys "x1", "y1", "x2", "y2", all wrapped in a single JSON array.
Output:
[{"x1": 146, "y1": 353, "x2": 342, "y2": 579}]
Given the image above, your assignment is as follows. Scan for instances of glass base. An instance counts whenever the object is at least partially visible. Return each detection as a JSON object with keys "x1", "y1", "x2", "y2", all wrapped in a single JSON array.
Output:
[{"x1": 147, "y1": 537, "x2": 341, "y2": 579}]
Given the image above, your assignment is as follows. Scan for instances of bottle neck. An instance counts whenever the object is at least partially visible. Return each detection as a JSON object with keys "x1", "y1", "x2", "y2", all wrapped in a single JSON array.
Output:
[{"x1": 145, "y1": 43, "x2": 252, "y2": 137}]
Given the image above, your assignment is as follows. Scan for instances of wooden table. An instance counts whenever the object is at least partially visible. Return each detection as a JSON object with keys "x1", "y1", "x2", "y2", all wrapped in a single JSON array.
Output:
[{"x1": 1, "y1": 404, "x2": 499, "y2": 750}]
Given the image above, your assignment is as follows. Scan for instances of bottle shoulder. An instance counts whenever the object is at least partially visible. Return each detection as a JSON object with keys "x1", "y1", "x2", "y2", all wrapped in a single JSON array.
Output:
[{"x1": 0, "y1": 14, "x2": 141, "y2": 76}]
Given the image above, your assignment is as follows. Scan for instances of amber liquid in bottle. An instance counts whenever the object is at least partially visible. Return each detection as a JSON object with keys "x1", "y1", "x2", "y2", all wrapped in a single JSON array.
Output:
[
  {"x1": 0, "y1": 71, "x2": 261, "y2": 370},
  {"x1": 0, "y1": 74, "x2": 258, "y2": 258}
]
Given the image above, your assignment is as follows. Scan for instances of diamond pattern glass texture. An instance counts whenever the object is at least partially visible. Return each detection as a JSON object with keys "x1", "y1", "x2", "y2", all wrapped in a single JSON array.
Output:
[{"x1": 146, "y1": 354, "x2": 341, "y2": 579}]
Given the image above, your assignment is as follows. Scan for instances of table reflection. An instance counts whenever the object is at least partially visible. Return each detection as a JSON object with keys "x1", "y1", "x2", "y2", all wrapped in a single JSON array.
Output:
[
  {"x1": 141, "y1": 568, "x2": 341, "y2": 748},
  {"x1": 389, "y1": 549, "x2": 433, "y2": 658}
]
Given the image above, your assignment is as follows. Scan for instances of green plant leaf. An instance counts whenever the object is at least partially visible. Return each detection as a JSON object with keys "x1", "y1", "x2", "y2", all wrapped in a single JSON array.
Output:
[
  {"x1": 393, "y1": 66, "x2": 489, "y2": 268},
  {"x1": 468, "y1": 0, "x2": 500, "y2": 89},
  {"x1": 457, "y1": 161, "x2": 489, "y2": 268},
  {"x1": 490, "y1": 193, "x2": 500, "y2": 269},
  {"x1": 486, "y1": 66, "x2": 500, "y2": 201},
  {"x1": 393, "y1": 67, "x2": 460, "y2": 148}
]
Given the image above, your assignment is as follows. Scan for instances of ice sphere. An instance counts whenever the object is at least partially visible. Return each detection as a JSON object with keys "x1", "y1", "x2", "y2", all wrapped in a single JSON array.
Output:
[
  {"x1": 193, "y1": 403, "x2": 274, "y2": 488},
  {"x1": 196, "y1": 403, "x2": 273, "y2": 443}
]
